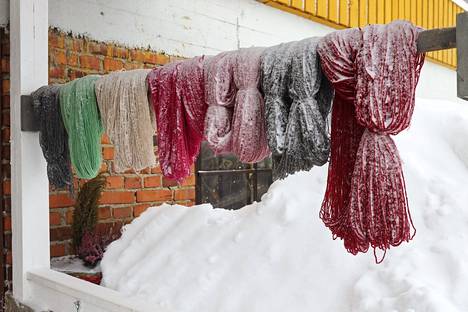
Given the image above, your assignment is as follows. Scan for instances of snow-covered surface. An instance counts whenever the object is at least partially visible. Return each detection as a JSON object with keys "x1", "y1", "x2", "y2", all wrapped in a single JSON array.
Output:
[
  {"x1": 101, "y1": 97, "x2": 468, "y2": 311},
  {"x1": 51, "y1": 256, "x2": 101, "y2": 274}
]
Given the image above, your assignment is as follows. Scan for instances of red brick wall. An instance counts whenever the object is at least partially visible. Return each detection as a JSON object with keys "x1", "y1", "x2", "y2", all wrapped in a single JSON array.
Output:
[{"x1": 0, "y1": 28, "x2": 196, "y2": 291}]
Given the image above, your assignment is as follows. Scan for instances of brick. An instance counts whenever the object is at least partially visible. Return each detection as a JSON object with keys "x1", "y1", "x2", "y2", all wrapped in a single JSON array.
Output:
[
  {"x1": 66, "y1": 208, "x2": 74, "y2": 225},
  {"x1": 49, "y1": 32, "x2": 65, "y2": 49},
  {"x1": 144, "y1": 176, "x2": 161, "y2": 188},
  {"x1": 49, "y1": 212, "x2": 62, "y2": 226},
  {"x1": 3, "y1": 180, "x2": 11, "y2": 195},
  {"x1": 133, "y1": 204, "x2": 151, "y2": 217},
  {"x1": 103, "y1": 57, "x2": 125, "y2": 72},
  {"x1": 98, "y1": 207, "x2": 111, "y2": 220},
  {"x1": 4, "y1": 233, "x2": 11, "y2": 249},
  {"x1": 162, "y1": 176, "x2": 178, "y2": 187},
  {"x1": 102, "y1": 147, "x2": 114, "y2": 160},
  {"x1": 6, "y1": 251, "x2": 12, "y2": 265},
  {"x1": 50, "y1": 193, "x2": 75, "y2": 208},
  {"x1": 68, "y1": 68, "x2": 88, "y2": 80},
  {"x1": 3, "y1": 110, "x2": 10, "y2": 126},
  {"x1": 1, "y1": 58, "x2": 9, "y2": 73},
  {"x1": 124, "y1": 62, "x2": 143, "y2": 70},
  {"x1": 50, "y1": 226, "x2": 72, "y2": 241},
  {"x1": 154, "y1": 54, "x2": 170, "y2": 65},
  {"x1": 113, "y1": 47, "x2": 129, "y2": 59},
  {"x1": 101, "y1": 134, "x2": 111, "y2": 144},
  {"x1": 53, "y1": 50, "x2": 67, "y2": 65},
  {"x1": 124, "y1": 177, "x2": 141, "y2": 189},
  {"x1": 174, "y1": 188, "x2": 195, "y2": 201},
  {"x1": 88, "y1": 42, "x2": 108, "y2": 55},
  {"x1": 66, "y1": 37, "x2": 84, "y2": 52},
  {"x1": 67, "y1": 52, "x2": 79, "y2": 67},
  {"x1": 2, "y1": 127, "x2": 10, "y2": 141},
  {"x1": 136, "y1": 189, "x2": 172, "y2": 202},
  {"x1": 80, "y1": 55, "x2": 101, "y2": 70},
  {"x1": 49, "y1": 66, "x2": 66, "y2": 79},
  {"x1": 151, "y1": 166, "x2": 163, "y2": 174},
  {"x1": 2, "y1": 95, "x2": 10, "y2": 108},
  {"x1": 99, "y1": 162, "x2": 109, "y2": 173},
  {"x1": 113, "y1": 207, "x2": 132, "y2": 219},
  {"x1": 2, "y1": 79, "x2": 10, "y2": 94},
  {"x1": 181, "y1": 175, "x2": 195, "y2": 187},
  {"x1": 3, "y1": 215, "x2": 11, "y2": 231},
  {"x1": 99, "y1": 191, "x2": 135, "y2": 205},
  {"x1": 106, "y1": 176, "x2": 124, "y2": 189},
  {"x1": 50, "y1": 243, "x2": 66, "y2": 257}
]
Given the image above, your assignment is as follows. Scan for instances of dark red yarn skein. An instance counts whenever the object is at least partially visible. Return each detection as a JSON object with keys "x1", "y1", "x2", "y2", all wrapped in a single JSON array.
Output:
[{"x1": 318, "y1": 21, "x2": 425, "y2": 262}]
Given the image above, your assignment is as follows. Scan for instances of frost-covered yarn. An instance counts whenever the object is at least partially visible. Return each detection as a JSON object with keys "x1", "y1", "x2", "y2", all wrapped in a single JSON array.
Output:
[
  {"x1": 231, "y1": 47, "x2": 270, "y2": 163},
  {"x1": 95, "y1": 69, "x2": 156, "y2": 173},
  {"x1": 318, "y1": 21, "x2": 424, "y2": 261},
  {"x1": 147, "y1": 56, "x2": 207, "y2": 182},
  {"x1": 261, "y1": 41, "x2": 297, "y2": 164},
  {"x1": 261, "y1": 39, "x2": 332, "y2": 179},
  {"x1": 60, "y1": 76, "x2": 104, "y2": 179},
  {"x1": 204, "y1": 51, "x2": 237, "y2": 154},
  {"x1": 176, "y1": 56, "x2": 208, "y2": 161},
  {"x1": 318, "y1": 28, "x2": 365, "y2": 250},
  {"x1": 31, "y1": 85, "x2": 73, "y2": 191},
  {"x1": 280, "y1": 38, "x2": 333, "y2": 177}
]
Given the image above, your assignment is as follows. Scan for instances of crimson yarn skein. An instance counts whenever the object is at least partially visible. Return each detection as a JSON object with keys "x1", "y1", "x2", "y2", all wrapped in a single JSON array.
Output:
[
  {"x1": 318, "y1": 21, "x2": 425, "y2": 262},
  {"x1": 147, "y1": 56, "x2": 207, "y2": 182}
]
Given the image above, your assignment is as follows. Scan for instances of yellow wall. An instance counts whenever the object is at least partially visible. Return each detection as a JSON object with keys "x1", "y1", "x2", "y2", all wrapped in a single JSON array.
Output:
[{"x1": 259, "y1": 0, "x2": 464, "y2": 68}]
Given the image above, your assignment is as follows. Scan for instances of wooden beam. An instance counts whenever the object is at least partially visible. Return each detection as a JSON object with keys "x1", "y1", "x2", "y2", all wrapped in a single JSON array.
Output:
[
  {"x1": 457, "y1": 12, "x2": 468, "y2": 100},
  {"x1": 417, "y1": 27, "x2": 456, "y2": 53}
]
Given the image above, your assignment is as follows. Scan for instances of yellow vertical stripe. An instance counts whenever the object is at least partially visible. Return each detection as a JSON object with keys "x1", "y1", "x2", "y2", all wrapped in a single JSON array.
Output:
[
  {"x1": 377, "y1": 0, "x2": 385, "y2": 24},
  {"x1": 416, "y1": 0, "x2": 423, "y2": 26},
  {"x1": 339, "y1": 0, "x2": 349, "y2": 26},
  {"x1": 359, "y1": 0, "x2": 368, "y2": 27},
  {"x1": 317, "y1": 0, "x2": 328, "y2": 17},
  {"x1": 329, "y1": 0, "x2": 339, "y2": 23},
  {"x1": 385, "y1": 0, "x2": 392, "y2": 23},
  {"x1": 368, "y1": 0, "x2": 377, "y2": 24},
  {"x1": 349, "y1": 0, "x2": 360, "y2": 27}
]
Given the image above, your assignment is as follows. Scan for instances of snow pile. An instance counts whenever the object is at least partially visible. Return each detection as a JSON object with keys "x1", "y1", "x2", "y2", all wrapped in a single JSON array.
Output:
[{"x1": 101, "y1": 98, "x2": 468, "y2": 312}]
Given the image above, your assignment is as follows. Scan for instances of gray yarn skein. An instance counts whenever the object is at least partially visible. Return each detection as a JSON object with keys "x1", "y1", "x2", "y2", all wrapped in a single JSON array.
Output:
[
  {"x1": 278, "y1": 38, "x2": 333, "y2": 178},
  {"x1": 261, "y1": 39, "x2": 333, "y2": 179},
  {"x1": 31, "y1": 85, "x2": 74, "y2": 191},
  {"x1": 261, "y1": 41, "x2": 298, "y2": 167}
]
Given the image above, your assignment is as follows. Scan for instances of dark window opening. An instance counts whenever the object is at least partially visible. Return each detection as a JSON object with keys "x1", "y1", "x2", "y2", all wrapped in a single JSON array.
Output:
[{"x1": 195, "y1": 142, "x2": 273, "y2": 210}]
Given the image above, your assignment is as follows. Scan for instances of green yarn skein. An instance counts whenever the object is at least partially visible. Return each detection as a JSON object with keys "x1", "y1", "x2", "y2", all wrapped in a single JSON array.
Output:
[{"x1": 60, "y1": 75, "x2": 103, "y2": 179}]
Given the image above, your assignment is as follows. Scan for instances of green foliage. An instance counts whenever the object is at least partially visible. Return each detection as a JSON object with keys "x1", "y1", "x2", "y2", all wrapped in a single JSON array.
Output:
[{"x1": 71, "y1": 174, "x2": 106, "y2": 250}]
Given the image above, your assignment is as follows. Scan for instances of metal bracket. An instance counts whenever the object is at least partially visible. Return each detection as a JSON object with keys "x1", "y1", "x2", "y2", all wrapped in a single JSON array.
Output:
[{"x1": 21, "y1": 95, "x2": 39, "y2": 132}]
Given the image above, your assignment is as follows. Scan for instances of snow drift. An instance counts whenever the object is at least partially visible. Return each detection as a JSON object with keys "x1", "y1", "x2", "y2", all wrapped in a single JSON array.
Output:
[{"x1": 101, "y1": 98, "x2": 468, "y2": 312}]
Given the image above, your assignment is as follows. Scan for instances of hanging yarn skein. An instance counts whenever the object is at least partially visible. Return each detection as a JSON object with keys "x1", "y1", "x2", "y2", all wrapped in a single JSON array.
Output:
[
  {"x1": 31, "y1": 85, "x2": 74, "y2": 192},
  {"x1": 204, "y1": 51, "x2": 238, "y2": 155},
  {"x1": 147, "y1": 56, "x2": 207, "y2": 182},
  {"x1": 60, "y1": 75, "x2": 104, "y2": 179},
  {"x1": 95, "y1": 69, "x2": 156, "y2": 173},
  {"x1": 318, "y1": 21, "x2": 425, "y2": 262},
  {"x1": 280, "y1": 38, "x2": 333, "y2": 177},
  {"x1": 261, "y1": 39, "x2": 333, "y2": 179},
  {"x1": 261, "y1": 42, "x2": 297, "y2": 177},
  {"x1": 231, "y1": 47, "x2": 270, "y2": 163}
]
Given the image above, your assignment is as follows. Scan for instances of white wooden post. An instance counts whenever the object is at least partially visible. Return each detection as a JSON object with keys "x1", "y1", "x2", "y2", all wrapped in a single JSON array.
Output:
[{"x1": 10, "y1": 0, "x2": 50, "y2": 303}]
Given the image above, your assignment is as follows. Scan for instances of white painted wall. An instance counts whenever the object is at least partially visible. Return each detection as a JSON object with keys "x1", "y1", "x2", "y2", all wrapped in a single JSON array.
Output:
[
  {"x1": 0, "y1": 0, "x2": 8, "y2": 26},
  {"x1": 47, "y1": 0, "x2": 460, "y2": 102}
]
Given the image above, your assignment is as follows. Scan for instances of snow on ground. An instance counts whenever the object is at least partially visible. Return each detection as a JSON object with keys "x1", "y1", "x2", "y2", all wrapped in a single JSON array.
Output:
[{"x1": 101, "y1": 98, "x2": 468, "y2": 312}]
